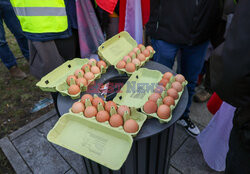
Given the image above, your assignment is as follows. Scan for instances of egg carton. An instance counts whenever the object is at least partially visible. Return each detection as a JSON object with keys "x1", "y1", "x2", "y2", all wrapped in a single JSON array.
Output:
[
  {"x1": 98, "y1": 31, "x2": 155, "y2": 76},
  {"x1": 36, "y1": 58, "x2": 108, "y2": 99}
]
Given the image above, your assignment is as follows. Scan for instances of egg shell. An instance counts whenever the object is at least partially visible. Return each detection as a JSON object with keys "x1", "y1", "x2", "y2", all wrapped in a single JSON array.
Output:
[
  {"x1": 163, "y1": 96, "x2": 175, "y2": 106},
  {"x1": 148, "y1": 93, "x2": 161, "y2": 102},
  {"x1": 105, "y1": 101, "x2": 117, "y2": 112},
  {"x1": 97, "y1": 60, "x2": 107, "y2": 68},
  {"x1": 132, "y1": 58, "x2": 141, "y2": 66},
  {"x1": 76, "y1": 77, "x2": 88, "y2": 87},
  {"x1": 133, "y1": 47, "x2": 140, "y2": 54},
  {"x1": 96, "y1": 110, "x2": 110, "y2": 122},
  {"x1": 128, "y1": 51, "x2": 136, "y2": 58},
  {"x1": 125, "y1": 63, "x2": 136, "y2": 72},
  {"x1": 163, "y1": 72, "x2": 173, "y2": 80},
  {"x1": 175, "y1": 74, "x2": 185, "y2": 84},
  {"x1": 91, "y1": 66, "x2": 100, "y2": 74},
  {"x1": 137, "y1": 44, "x2": 144, "y2": 50},
  {"x1": 88, "y1": 58, "x2": 97, "y2": 66},
  {"x1": 117, "y1": 105, "x2": 130, "y2": 116},
  {"x1": 71, "y1": 102, "x2": 85, "y2": 113},
  {"x1": 74, "y1": 69, "x2": 84, "y2": 77},
  {"x1": 142, "y1": 49, "x2": 150, "y2": 57},
  {"x1": 109, "y1": 114, "x2": 123, "y2": 127},
  {"x1": 116, "y1": 60, "x2": 126, "y2": 69},
  {"x1": 66, "y1": 75, "x2": 77, "y2": 86},
  {"x1": 124, "y1": 119, "x2": 139, "y2": 133},
  {"x1": 159, "y1": 78, "x2": 169, "y2": 87},
  {"x1": 171, "y1": 81, "x2": 183, "y2": 92},
  {"x1": 143, "y1": 100, "x2": 158, "y2": 114},
  {"x1": 92, "y1": 97, "x2": 105, "y2": 107},
  {"x1": 167, "y1": 88, "x2": 179, "y2": 100},
  {"x1": 137, "y1": 53, "x2": 146, "y2": 62},
  {"x1": 68, "y1": 84, "x2": 80, "y2": 95},
  {"x1": 81, "y1": 64, "x2": 91, "y2": 72},
  {"x1": 81, "y1": 94, "x2": 93, "y2": 104},
  {"x1": 84, "y1": 72, "x2": 95, "y2": 80},
  {"x1": 84, "y1": 106, "x2": 97, "y2": 118},
  {"x1": 157, "y1": 104, "x2": 171, "y2": 119},
  {"x1": 123, "y1": 56, "x2": 132, "y2": 62},
  {"x1": 154, "y1": 85, "x2": 165, "y2": 94},
  {"x1": 146, "y1": 46, "x2": 154, "y2": 52}
]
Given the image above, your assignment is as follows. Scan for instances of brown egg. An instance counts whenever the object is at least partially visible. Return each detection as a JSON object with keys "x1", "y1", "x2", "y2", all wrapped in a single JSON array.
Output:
[
  {"x1": 76, "y1": 77, "x2": 88, "y2": 87},
  {"x1": 142, "y1": 49, "x2": 150, "y2": 57},
  {"x1": 154, "y1": 85, "x2": 165, "y2": 94},
  {"x1": 137, "y1": 44, "x2": 144, "y2": 50},
  {"x1": 71, "y1": 102, "x2": 85, "y2": 113},
  {"x1": 117, "y1": 105, "x2": 130, "y2": 116},
  {"x1": 171, "y1": 81, "x2": 183, "y2": 92},
  {"x1": 84, "y1": 72, "x2": 95, "y2": 80},
  {"x1": 148, "y1": 93, "x2": 161, "y2": 102},
  {"x1": 116, "y1": 60, "x2": 126, "y2": 69},
  {"x1": 123, "y1": 55, "x2": 132, "y2": 62},
  {"x1": 143, "y1": 100, "x2": 158, "y2": 114},
  {"x1": 68, "y1": 85, "x2": 80, "y2": 95},
  {"x1": 97, "y1": 60, "x2": 107, "y2": 68},
  {"x1": 157, "y1": 104, "x2": 171, "y2": 119},
  {"x1": 163, "y1": 72, "x2": 173, "y2": 80},
  {"x1": 109, "y1": 114, "x2": 123, "y2": 127},
  {"x1": 66, "y1": 75, "x2": 77, "y2": 86},
  {"x1": 133, "y1": 47, "x2": 140, "y2": 54},
  {"x1": 159, "y1": 78, "x2": 169, "y2": 87},
  {"x1": 81, "y1": 94, "x2": 93, "y2": 104},
  {"x1": 146, "y1": 46, "x2": 154, "y2": 52},
  {"x1": 96, "y1": 110, "x2": 110, "y2": 122},
  {"x1": 175, "y1": 74, "x2": 185, "y2": 84},
  {"x1": 128, "y1": 51, "x2": 136, "y2": 58},
  {"x1": 132, "y1": 58, "x2": 141, "y2": 66},
  {"x1": 81, "y1": 64, "x2": 91, "y2": 72},
  {"x1": 92, "y1": 97, "x2": 105, "y2": 107},
  {"x1": 91, "y1": 66, "x2": 100, "y2": 74},
  {"x1": 124, "y1": 119, "x2": 139, "y2": 133},
  {"x1": 88, "y1": 58, "x2": 97, "y2": 66},
  {"x1": 163, "y1": 96, "x2": 175, "y2": 106},
  {"x1": 125, "y1": 63, "x2": 136, "y2": 72},
  {"x1": 167, "y1": 88, "x2": 179, "y2": 100},
  {"x1": 137, "y1": 53, "x2": 146, "y2": 61},
  {"x1": 74, "y1": 69, "x2": 84, "y2": 77},
  {"x1": 84, "y1": 106, "x2": 97, "y2": 118},
  {"x1": 105, "y1": 101, "x2": 117, "y2": 112}
]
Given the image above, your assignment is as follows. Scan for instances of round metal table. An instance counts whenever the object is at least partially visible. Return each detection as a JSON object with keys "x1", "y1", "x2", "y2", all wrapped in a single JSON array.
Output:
[{"x1": 57, "y1": 61, "x2": 188, "y2": 174}]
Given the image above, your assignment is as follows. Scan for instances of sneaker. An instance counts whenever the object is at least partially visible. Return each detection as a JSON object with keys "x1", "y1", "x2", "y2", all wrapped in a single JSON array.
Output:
[
  {"x1": 177, "y1": 117, "x2": 200, "y2": 137},
  {"x1": 193, "y1": 88, "x2": 212, "y2": 103},
  {"x1": 9, "y1": 66, "x2": 27, "y2": 80}
]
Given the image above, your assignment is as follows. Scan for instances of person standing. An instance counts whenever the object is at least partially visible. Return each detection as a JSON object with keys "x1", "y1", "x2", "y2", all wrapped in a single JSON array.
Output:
[
  {"x1": 210, "y1": 0, "x2": 250, "y2": 173},
  {"x1": 146, "y1": 0, "x2": 224, "y2": 137},
  {"x1": 0, "y1": 0, "x2": 29, "y2": 80}
]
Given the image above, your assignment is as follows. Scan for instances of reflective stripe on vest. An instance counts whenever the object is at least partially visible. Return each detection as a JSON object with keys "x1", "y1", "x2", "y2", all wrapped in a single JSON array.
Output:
[
  {"x1": 13, "y1": 7, "x2": 67, "y2": 16},
  {"x1": 10, "y1": 0, "x2": 68, "y2": 34}
]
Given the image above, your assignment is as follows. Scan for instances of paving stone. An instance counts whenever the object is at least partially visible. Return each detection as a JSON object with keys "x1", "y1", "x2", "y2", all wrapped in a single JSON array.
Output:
[
  {"x1": 189, "y1": 102, "x2": 213, "y2": 127},
  {"x1": 169, "y1": 165, "x2": 182, "y2": 174},
  {"x1": 170, "y1": 137, "x2": 222, "y2": 174},
  {"x1": 12, "y1": 128, "x2": 70, "y2": 174},
  {"x1": 36, "y1": 116, "x2": 87, "y2": 174},
  {"x1": 0, "y1": 137, "x2": 32, "y2": 174},
  {"x1": 171, "y1": 125, "x2": 189, "y2": 156}
]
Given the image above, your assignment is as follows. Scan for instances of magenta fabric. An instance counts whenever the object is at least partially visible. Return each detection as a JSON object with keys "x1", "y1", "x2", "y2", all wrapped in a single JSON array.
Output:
[
  {"x1": 197, "y1": 102, "x2": 235, "y2": 171},
  {"x1": 76, "y1": 0, "x2": 104, "y2": 57},
  {"x1": 124, "y1": 0, "x2": 143, "y2": 44}
]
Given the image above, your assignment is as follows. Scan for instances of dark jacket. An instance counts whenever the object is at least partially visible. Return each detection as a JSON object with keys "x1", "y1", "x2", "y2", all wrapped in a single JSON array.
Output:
[
  {"x1": 210, "y1": 0, "x2": 250, "y2": 147},
  {"x1": 146, "y1": 0, "x2": 223, "y2": 46}
]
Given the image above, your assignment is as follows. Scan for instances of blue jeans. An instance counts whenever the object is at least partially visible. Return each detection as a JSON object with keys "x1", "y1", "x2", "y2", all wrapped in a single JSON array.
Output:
[
  {"x1": 151, "y1": 39, "x2": 209, "y2": 118},
  {"x1": 0, "y1": 0, "x2": 29, "y2": 69}
]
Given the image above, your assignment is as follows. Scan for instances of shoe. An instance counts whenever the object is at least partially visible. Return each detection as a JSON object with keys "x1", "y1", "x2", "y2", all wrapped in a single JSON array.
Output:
[
  {"x1": 193, "y1": 88, "x2": 212, "y2": 103},
  {"x1": 9, "y1": 66, "x2": 27, "y2": 80},
  {"x1": 177, "y1": 117, "x2": 200, "y2": 137}
]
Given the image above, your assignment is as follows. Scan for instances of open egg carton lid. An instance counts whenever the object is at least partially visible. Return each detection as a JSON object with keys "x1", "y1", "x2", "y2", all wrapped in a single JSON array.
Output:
[{"x1": 113, "y1": 68, "x2": 163, "y2": 108}]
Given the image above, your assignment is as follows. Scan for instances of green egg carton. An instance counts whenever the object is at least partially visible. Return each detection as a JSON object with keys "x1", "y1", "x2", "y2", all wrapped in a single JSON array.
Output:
[
  {"x1": 98, "y1": 31, "x2": 155, "y2": 75},
  {"x1": 47, "y1": 113, "x2": 133, "y2": 170},
  {"x1": 36, "y1": 58, "x2": 108, "y2": 99},
  {"x1": 141, "y1": 80, "x2": 188, "y2": 123},
  {"x1": 113, "y1": 68, "x2": 162, "y2": 108}
]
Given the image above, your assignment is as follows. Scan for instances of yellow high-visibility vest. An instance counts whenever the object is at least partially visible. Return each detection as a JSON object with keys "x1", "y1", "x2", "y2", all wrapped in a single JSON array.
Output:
[{"x1": 10, "y1": 0, "x2": 68, "y2": 33}]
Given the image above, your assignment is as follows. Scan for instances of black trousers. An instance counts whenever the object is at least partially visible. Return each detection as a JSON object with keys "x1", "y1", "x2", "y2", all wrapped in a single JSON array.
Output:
[{"x1": 225, "y1": 111, "x2": 250, "y2": 174}]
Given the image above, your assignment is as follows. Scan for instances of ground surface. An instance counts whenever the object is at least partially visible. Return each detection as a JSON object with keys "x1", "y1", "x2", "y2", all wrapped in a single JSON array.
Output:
[{"x1": 0, "y1": 24, "x2": 53, "y2": 173}]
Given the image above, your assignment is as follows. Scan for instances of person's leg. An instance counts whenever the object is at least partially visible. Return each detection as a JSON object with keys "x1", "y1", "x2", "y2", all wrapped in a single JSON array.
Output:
[
  {"x1": 180, "y1": 41, "x2": 209, "y2": 117},
  {"x1": 151, "y1": 39, "x2": 179, "y2": 69},
  {"x1": 2, "y1": 2, "x2": 29, "y2": 60}
]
